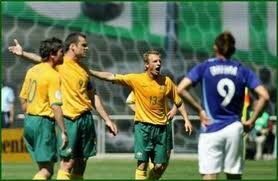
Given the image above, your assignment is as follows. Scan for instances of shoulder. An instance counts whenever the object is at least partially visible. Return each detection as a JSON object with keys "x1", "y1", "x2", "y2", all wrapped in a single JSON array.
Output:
[
  {"x1": 45, "y1": 67, "x2": 60, "y2": 81},
  {"x1": 118, "y1": 73, "x2": 141, "y2": 78},
  {"x1": 164, "y1": 75, "x2": 173, "y2": 83},
  {"x1": 26, "y1": 64, "x2": 40, "y2": 76}
]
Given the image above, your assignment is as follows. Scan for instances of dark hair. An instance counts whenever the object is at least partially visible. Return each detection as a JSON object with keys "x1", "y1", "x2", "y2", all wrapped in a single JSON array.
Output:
[
  {"x1": 64, "y1": 32, "x2": 86, "y2": 52},
  {"x1": 143, "y1": 49, "x2": 161, "y2": 63},
  {"x1": 39, "y1": 37, "x2": 63, "y2": 61},
  {"x1": 214, "y1": 31, "x2": 236, "y2": 59}
]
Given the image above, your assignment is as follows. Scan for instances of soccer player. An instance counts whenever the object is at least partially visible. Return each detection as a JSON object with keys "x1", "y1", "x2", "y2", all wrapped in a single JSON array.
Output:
[
  {"x1": 9, "y1": 33, "x2": 118, "y2": 180},
  {"x1": 89, "y1": 50, "x2": 192, "y2": 180},
  {"x1": 19, "y1": 37, "x2": 68, "y2": 180},
  {"x1": 177, "y1": 31, "x2": 269, "y2": 180},
  {"x1": 126, "y1": 91, "x2": 176, "y2": 177}
]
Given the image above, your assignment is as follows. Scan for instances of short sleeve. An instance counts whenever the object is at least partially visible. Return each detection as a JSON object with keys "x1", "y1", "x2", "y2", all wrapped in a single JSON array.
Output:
[
  {"x1": 19, "y1": 71, "x2": 31, "y2": 100},
  {"x1": 114, "y1": 74, "x2": 134, "y2": 88},
  {"x1": 126, "y1": 91, "x2": 135, "y2": 104},
  {"x1": 187, "y1": 63, "x2": 206, "y2": 84},
  {"x1": 244, "y1": 68, "x2": 261, "y2": 89},
  {"x1": 166, "y1": 78, "x2": 182, "y2": 107},
  {"x1": 48, "y1": 74, "x2": 62, "y2": 106}
]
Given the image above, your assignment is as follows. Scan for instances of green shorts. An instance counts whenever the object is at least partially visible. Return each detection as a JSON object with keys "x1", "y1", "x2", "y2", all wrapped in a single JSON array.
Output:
[
  {"x1": 58, "y1": 111, "x2": 97, "y2": 159},
  {"x1": 23, "y1": 115, "x2": 57, "y2": 162},
  {"x1": 134, "y1": 122, "x2": 172, "y2": 164}
]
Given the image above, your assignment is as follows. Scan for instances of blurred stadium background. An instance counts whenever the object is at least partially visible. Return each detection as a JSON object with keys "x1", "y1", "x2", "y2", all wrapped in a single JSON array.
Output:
[{"x1": 1, "y1": 1, "x2": 277, "y2": 179}]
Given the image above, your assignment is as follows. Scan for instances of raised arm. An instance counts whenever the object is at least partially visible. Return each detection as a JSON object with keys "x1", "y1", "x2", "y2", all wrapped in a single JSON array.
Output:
[
  {"x1": 89, "y1": 69, "x2": 115, "y2": 81},
  {"x1": 8, "y1": 39, "x2": 42, "y2": 63},
  {"x1": 177, "y1": 77, "x2": 210, "y2": 126}
]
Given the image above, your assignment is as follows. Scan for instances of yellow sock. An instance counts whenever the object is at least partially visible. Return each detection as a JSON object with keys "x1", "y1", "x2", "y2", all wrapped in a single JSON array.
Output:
[
  {"x1": 71, "y1": 173, "x2": 83, "y2": 180},
  {"x1": 148, "y1": 162, "x2": 154, "y2": 170},
  {"x1": 33, "y1": 173, "x2": 47, "y2": 180},
  {"x1": 135, "y1": 169, "x2": 147, "y2": 180},
  {"x1": 56, "y1": 169, "x2": 71, "y2": 180}
]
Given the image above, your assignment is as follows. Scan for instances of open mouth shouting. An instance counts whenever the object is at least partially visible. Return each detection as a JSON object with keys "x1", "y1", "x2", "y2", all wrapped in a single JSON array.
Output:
[{"x1": 155, "y1": 66, "x2": 161, "y2": 74}]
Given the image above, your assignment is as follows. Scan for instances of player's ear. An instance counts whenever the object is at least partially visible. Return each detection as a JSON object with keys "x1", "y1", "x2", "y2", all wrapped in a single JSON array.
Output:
[
  {"x1": 69, "y1": 43, "x2": 75, "y2": 51},
  {"x1": 50, "y1": 53, "x2": 55, "y2": 60},
  {"x1": 144, "y1": 63, "x2": 149, "y2": 71},
  {"x1": 213, "y1": 45, "x2": 218, "y2": 52}
]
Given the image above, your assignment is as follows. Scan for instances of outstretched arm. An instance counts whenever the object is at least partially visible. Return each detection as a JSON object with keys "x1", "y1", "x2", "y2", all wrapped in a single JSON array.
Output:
[
  {"x1": 89, "y1": 69, "x2": 115, "y2": 81},
  {"x1": 8, "y1": 39, "x2": 42, "y2": 63},
  {"x1": 177, "y1": 77, "x2": 210, "y2": 126}
]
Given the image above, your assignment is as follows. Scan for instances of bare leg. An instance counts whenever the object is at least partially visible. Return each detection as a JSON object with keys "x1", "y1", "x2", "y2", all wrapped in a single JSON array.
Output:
[{"x1": 202, "y1": 174, "x2": 218, "y2": 180}]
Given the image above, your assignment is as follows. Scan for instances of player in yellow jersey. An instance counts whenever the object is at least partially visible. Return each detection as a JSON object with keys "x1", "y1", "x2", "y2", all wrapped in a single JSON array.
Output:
[
  {"x1": 19, "y1": 37, "x2": 68, "y2": 180},
  {"x1": 9, "y1": 33, "x2": 118, "y2": 180},
  {"x1": 126, "y1": 91, "x2": 177, "y2": 177},
  {"x1": 90, "y1": 50, "x2": 193, "y2": 180}
]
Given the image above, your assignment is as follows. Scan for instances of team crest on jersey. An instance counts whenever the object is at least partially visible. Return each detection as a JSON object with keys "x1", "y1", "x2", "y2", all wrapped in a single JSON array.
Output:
[{"x1": 55, "y1": 90, "x2": 62, "y2": 100}]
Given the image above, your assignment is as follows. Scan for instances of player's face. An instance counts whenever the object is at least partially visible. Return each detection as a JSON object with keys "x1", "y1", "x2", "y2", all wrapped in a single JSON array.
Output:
[
  {"x1": 146, "y1": 54, "x2": 161, "y2": 76},
  {"x1": 74, "y1": 36, "x2": 88, "y2": 58},
  {"x1": 53, "y1": 48, "x2": 64, "y2": 65}
]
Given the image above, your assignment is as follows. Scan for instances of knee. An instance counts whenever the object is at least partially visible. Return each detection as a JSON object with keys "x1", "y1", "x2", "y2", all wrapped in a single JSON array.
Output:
[
  {"x1": 60, "y1": 158, "x2": 75, "y2": 172},
  {"x1": 154, "y1": 163, "x2": 167, "y2": 173},
  {"x1": 41, "y1": 167, "x2": 54, "y2": 178},
  {"x1": 137, "y1": 161, "x2": 148, "y2": 171}
]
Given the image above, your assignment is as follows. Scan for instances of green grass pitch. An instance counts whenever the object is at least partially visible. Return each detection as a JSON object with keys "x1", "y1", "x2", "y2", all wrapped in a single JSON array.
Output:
[{"x1": 2, "y1": 159, "x2": 276, "y2": 180}]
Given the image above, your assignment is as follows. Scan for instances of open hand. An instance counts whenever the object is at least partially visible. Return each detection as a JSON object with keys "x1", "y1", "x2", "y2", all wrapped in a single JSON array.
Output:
[
  {"x1": 8, "y1": 39, "x2": 23, "y2": 56},
  {"x1": 184, "y1": 120, "x2": 193, "y2": 135}
]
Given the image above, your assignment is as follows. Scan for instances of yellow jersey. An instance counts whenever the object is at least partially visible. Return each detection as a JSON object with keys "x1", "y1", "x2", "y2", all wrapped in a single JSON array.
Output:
[
  {"x1": 56, "y1": 58, "x2": 93, "y2": 119},
  {"x1": 126, "y1": 91, "x2": 135, "y2": 104},
  {"x1": 115, "y1": 72, "x2": 182, "y2": 125},
  {"x1": 19, "y1": 63, "x2": 62, "y2": 118}
]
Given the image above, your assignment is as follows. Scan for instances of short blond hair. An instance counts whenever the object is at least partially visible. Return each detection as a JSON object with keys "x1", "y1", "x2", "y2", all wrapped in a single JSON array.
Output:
[{"x1": 143, "y1": 50, "x2": 161, "y2": 63}]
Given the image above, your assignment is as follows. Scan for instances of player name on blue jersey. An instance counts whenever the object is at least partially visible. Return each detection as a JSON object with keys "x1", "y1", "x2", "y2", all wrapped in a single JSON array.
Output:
[{"x1": 210, "y1": 65, "x2": 238, "y2": 76}]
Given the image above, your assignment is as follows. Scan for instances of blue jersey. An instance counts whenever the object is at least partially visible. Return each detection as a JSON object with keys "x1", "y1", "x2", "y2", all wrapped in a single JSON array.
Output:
[{"x1": 187, "y1": 58, "x2": 261, "y2": 133}]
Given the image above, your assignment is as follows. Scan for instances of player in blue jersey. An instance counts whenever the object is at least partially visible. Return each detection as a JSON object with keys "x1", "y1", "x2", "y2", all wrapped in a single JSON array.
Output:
[{"x1": 177, "y1": 31, "x2": 269, "y2": 180}]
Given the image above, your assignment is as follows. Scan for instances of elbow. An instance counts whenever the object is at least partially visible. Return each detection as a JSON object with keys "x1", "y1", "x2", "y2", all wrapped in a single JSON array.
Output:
[
  {"x1": 263, "y1": 92, "x2": 270, "y2": 102},
  {"x1": 262, "y1": 87, "x2": 270, "y2": 102},
  {"x1": 21, "y1": 105, "x2": 26, "y2": 112}
]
